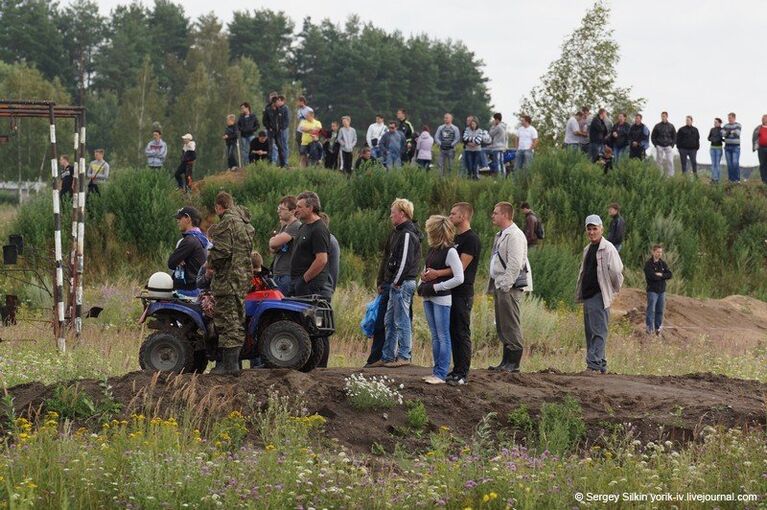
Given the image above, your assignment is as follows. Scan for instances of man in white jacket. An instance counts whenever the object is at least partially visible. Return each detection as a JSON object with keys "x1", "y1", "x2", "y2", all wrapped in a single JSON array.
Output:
[
  {"x1": 366, "y1": 114, "x2": 387, "y2": 160},
  {"x1": 575, "y1": 214, "x2": 624, "y2": 374},
  {"x1": 487, "y1": 202, "x2": 532, "y2": 372}
]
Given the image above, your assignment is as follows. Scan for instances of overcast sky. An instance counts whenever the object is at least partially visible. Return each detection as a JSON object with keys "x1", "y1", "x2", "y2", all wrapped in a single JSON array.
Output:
[{"x1": 86, "y1": 0, "x2": 764, "y2": 165}]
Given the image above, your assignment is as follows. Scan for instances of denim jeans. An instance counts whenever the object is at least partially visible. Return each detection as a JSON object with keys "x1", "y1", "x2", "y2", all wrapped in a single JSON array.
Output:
[
  {"x1": 564, "y1": 143, "x2": 581, "y2": 151},
  {"x1": 273, "y1": 274, "x2": 291, "y2": 296},
  {"x1": 613, "y1": 146, "x2": 628, "y2": 161},
  {"x1": 464, "y1": 150, "x2": 481, "y2": 179},
  {"x1": 382, "y1": 280, "x2": 416, "y2": 362},
  {"x1": 489, "y1": 150, "x2": 505, "y2": 176},
  {"x1": 583, "y1": 292, "x2": 609, "y2": 372},
  {"x1": 438, "y1": 149, "x2": 455, "y2": 175},
  {"x1": 268, "y1": 129, "x2": 288, "y2": 167},
  {"x1": 384, "y1": 152, "x2": 402, "y2": 169},
  {"x1": 226, "y1": 143, "x2": 238, "y2": 168},
  {"x1": 479, "y1": 148, "x2": 489, "y2": 169},
  {"x1": 709, "y1": 147, "x2": 722, "y2": 182},
  {"x1": 759, "y1": 147, "x2": 767, "y2": 184},
  {"x1": 515, "y1": 149, "x2": 533, "y2": 170},
  {"x1": 240, "y1": 135, "x2": 255, "y2": 166},
  {"x1": 589, "y1": 142, "x2": 603, "y2": 163},
  {"x1": 423, "y1": 300, "x2": 452, "y2": 380},
  {"x1": 645, "y1": 291, "x2": 665, "y2": 333},
  {"x1": 724, "y1": 145, "x2": 740, "y2": 182}
]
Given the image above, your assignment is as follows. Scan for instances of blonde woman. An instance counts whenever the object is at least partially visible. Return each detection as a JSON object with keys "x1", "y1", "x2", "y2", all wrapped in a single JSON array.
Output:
[{"x1": 418, "y1": 215, "x2": 464, "y2": 384}]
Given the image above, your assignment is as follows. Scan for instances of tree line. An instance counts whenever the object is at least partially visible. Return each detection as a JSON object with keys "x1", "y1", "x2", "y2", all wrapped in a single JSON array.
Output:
[{"x1": 0, "y1": 0, "x2": 492, "y2": 180}]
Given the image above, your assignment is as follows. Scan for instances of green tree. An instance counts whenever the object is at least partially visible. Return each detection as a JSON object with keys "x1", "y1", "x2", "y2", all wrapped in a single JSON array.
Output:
[
  {"x1": 228, "y1": 8, "x2": 294, "y2": 94},
  {"x1": 115, "y1": 58, "x2": 168, "y2": 167},
  {"x1": 147, "y1": 0, "x2": 190, "y2": 95},
  {"x1": 57, "y1": 0, "x2": 106, "y2": 104},
  {"x1": 518, "y1": 0, "x2": 645, "y2": 146},
  {"x1": 0, "y1": 0, "x2": 66, "y2": 80}
]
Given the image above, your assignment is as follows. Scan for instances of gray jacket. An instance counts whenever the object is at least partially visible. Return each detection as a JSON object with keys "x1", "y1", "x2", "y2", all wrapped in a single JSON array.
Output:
[
  {"x1": 338, "y1": 126, "x2": 357, "y2": 152},
  {"x1": 487, "y1": 223, "x2": 532, "y2": 293},
  {"x1": 575, "y1": 237, "x2": 624, "y2": 309},
  {"x1": 435, "y1": 124, "x2": 461, "y2": 150},
  {"x1": 489, "y1": 122, "x2": 508, "y2": 150}
]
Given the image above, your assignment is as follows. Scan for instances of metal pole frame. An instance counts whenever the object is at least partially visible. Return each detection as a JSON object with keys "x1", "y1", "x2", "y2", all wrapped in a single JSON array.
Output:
[
  {"x1": 48, "y1": 103, "x2": 66, "y2": 352},
  {"x1": 75, "y1": 113, "x2": 86, "y2": 337}
]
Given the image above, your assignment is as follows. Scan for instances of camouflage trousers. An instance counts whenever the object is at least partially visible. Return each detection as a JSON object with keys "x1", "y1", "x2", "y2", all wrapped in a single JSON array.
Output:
[{"x1": 213, "y1": 294, "x2": 245, "y2": 349}]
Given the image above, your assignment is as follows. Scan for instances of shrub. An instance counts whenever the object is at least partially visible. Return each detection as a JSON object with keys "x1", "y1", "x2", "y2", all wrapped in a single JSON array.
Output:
[
  {"x1": 538, "y1": 395, "x2": 586, "y2": 456},
  {"x1": 405, "y1": 400, "x2": 429, "y2": 431}
]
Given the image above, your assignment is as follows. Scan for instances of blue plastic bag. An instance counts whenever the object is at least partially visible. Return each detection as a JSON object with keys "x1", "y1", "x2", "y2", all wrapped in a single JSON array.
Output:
[{"x1": 360, "y1": 294, "x2": 382, "y2": 337}]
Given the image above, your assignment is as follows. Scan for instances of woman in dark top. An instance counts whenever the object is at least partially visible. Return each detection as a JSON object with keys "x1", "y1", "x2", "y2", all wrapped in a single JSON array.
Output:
[{"x1": 644, "y1": 244, "x2": 673, "y2": 335}]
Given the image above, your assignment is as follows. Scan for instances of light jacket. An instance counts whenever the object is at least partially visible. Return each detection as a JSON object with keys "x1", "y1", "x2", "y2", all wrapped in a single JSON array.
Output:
[
  {"x1": 575, "y1": 237, "x2": 624, "y2": 309},
  {"x1": 366, "y1": 122, "x2": 387, "y2": 147},
  {"x1": 487, "y1": 223, "x2": 532, "y2": 293},
  {"x1": 489, "y1": 122, "x2": 508, "y2": 150},
  {"x1": 145, "y1": 139, "x2": 168, "y2": 167},
  {"x1": 415, "y1": 131, "x2": 434, "y2": 160}
]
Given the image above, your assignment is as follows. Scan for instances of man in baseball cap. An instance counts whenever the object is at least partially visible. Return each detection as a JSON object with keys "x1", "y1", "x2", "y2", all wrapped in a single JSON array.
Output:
[
  {"x1": 575, "y1": 213, "x2": 623, "y2": 374},
  {"x1": 168, "y1": 206, "x2": 210, "y2": 297}
]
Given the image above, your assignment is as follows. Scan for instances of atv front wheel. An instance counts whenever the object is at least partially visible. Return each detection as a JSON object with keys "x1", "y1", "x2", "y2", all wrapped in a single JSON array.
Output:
[
  {"x1": 139, "y1": 332, "x2": 195, "y2": 373},
  {"x1": 260, "y1": 320, "x2": 312, "y2": 369}
]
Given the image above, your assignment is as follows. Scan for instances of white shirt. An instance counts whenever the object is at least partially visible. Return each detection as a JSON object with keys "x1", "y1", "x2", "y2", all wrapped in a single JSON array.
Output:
[
  {"x1": 366, "y1": 122, "x2": 387, "y2": 147},
  {"x1": 517, "y1": 125, "x2": 538, "y2": 150},
  {"x1": 564, "y1": 117, "x2": 583, "y2": 144}
]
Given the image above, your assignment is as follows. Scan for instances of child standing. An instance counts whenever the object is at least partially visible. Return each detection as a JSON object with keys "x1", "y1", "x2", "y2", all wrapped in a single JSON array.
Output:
[
  {"x1": 175, "y1": 133, "x2": 196, "y2": 191},
  {"x1": 87, "y1": 149, "x2": 110, "y2": 194},
  {"x1": 644, "y1": 244, "x2": 673, "y2": 335},
  {"x1": 223, "y1": 114, "x2": 239, "y2": 169},
  {"x1": 338, "y1": 116, "x2": 357, "y2": 174},
  {"x1": 415, "y1": 125, "x2": 434, "y2": 169}
]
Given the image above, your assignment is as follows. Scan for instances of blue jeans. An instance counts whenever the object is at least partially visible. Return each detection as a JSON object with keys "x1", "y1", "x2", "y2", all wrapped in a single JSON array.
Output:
[
  {"x1": 614, "y1": 146, "x2": 628, "y2": 161},
  {"x1": 589, "y1": 142, "x2": 603, "y2": 162},
  {"x1": 464, "y1": 150, "x2": 481, "y2": 179},
  {"x1": 583, "y1": 292, "x2": 609, "y2": 372},
  {"x1": 724, "y1": 145, "x2": 740, "y2": 182},
  {"x1": 709, "y1": 147, "x2": 722, "y2": 182},
  {"x1": 384, "y1": 152, "x2": 402, "y2": 169},
  {"x1": 271, "y1": 128, "x2": 289, "y2": 165},
  {"x1": 382, "y1": 280, "x2": 416, "y2": 362},
  {"x1": 479, "y1": 149, "x2": 489, "y2": 169},
  {"x1": 515, "y1": 149, "x2": 533, "y2": 170},
  {"x1": 240, "y1": 135, "x2": 255, "y2": 166},
  {"x1": 645, "y1": 291, "x2": 665, "y2": 333},
  {"x1": 423, "y1": 300, "x2": 452, "y2": 380},
  {"x1": 564, "y1": 143, "x2": 581, "y2": 151},
  {"x1": 489, "y1": 150, "x2": 505, "y2": 176},
  {"x1": 273, "y1": 274, "x2": 291, "y2": 296}
]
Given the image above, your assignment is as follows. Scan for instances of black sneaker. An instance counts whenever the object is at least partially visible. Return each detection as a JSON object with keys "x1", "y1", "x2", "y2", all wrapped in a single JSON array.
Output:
[
  {"x1": 447, "y1": 376, "x2": 467, "y2": 386},
  {"x1": 445, "y1": 372, "x2": 456, "y2": 381}
]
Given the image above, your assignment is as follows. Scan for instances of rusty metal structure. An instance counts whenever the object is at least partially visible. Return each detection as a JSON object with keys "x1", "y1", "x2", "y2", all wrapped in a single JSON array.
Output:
[{"x1": 0, "y1": 100, "x2": 87, "y2": 351}]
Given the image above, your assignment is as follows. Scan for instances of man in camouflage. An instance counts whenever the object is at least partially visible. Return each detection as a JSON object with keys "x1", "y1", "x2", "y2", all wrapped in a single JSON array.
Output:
[{"x1": 206, "y1": 191, "x2": 255, "y2": 376}]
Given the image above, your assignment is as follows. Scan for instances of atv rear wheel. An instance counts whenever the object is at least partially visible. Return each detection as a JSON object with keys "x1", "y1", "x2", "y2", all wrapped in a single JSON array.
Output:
[
  {"x1": 139, "y1": 332, "x2": 194, "y2": 373},
  {"x1": 260, "y1": 320, "x2": 312, "y2": 369}
]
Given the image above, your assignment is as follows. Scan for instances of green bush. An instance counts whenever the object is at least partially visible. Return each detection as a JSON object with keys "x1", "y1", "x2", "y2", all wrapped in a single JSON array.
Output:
[
  {"x1": 538, "y1": 395, "x2": 587, "y2": 456},
  {"x1": 13, "y1": 151, "x2": 767, "y2": 302}
]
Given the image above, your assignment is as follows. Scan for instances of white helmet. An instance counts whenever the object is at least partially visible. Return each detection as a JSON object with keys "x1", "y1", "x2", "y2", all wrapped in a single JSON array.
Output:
[{"x1": 145, "y1": 272, "x2": 174, "y2": 299}]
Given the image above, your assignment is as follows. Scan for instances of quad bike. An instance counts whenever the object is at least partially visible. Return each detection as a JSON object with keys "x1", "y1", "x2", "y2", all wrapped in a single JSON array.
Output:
[{"x1": 137, "y1": 271, "x2": 333, "y2": 373}]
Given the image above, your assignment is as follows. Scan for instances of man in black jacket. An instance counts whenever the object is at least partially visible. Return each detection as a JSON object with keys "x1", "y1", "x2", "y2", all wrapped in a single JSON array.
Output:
[
  {"x1": 651, "y1": 112, "x2": 676, "y2": 176},
  {"x1": 609, "y1": 113, "x2": 630, "y2": 161},
  {"x1": 397, "y1": 109, "x2": 416, "y2": 164},
  {"x1": 676, "y1": 115, "x2": 700, "y2": 175},
  {"x1": 371, "y1": 198, "x2": 421, "y2": 368},
  {"x1": 628, "y1": 114, "x2": 650, "y2": 159},
  {"x1": 168, "y1": 206, "x2": 209, "y2": 297},
  {"x1": 606, "y1": 203, "x2": 626, "y2": 252},
  {"x1": 589, "y1": 108, "x2": 608, "y2": 162},
  {"x1": 237, "y1": 102, "x2": 260, "y2": 167},
  {"x1": 644, "y1": 244, "x2": 672, "y2": 335}
]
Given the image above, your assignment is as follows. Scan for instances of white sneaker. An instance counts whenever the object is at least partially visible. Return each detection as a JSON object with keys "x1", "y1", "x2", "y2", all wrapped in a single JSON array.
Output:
[{"x1": 423, "y1": 375, "x2": 446, "y2": 385}]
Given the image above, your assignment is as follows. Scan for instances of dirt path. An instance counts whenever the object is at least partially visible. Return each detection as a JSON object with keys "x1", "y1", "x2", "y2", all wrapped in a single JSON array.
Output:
[
  {"x1": 8, "y1": 368, "x2": 766, "y2": 453},
  {"x1": 612, "y1": 288, "x2": 767, "y2": 343}
]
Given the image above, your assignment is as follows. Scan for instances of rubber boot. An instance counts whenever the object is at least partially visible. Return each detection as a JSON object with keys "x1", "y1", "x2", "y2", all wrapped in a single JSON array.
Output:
[
  {"x1": 488, "y1": 346, "x2": 510, "y2": 370},
  {"x1": 502, "y1": 349, "x2": 523, "y2": 373},
  {"x1": 210, "y1": 347, "x2": 241, "y2": 376}
]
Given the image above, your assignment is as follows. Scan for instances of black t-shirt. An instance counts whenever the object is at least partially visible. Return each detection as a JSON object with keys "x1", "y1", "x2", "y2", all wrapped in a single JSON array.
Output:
[
  {"x1": 581, "y1": 242, "x2": 600, "y2": 300},
  {"x1": 290, "y1": 219, "x2": 331, "y2": 280},
  {"x1": 452, "y1": 229, "x2": 481, "y2": 296},
  {"x1": 249, "y1": 138, "x2": 270, "y2": 161}
]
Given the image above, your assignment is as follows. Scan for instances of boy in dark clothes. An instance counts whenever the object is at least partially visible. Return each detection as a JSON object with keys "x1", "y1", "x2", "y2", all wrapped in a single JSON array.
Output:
[
  {"x1": 249, "y1": 131, "x2": 270, "y2": 163},
  {"x1": 644, "y1": 244, "x2": 673, "y2": 335},
  {"x1": 223, "y1": 114, "x2": 239, "y2": 169}
]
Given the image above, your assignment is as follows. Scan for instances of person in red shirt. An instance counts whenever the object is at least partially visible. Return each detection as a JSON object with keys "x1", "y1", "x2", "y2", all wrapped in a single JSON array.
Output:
[{"x1": 753, "y1": 114, "x2": 767, "y2": 184}]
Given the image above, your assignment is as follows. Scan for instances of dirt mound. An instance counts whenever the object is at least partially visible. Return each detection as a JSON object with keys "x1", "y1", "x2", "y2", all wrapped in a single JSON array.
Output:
[
  {"x1": 8, "y1": 368, "x2": 766, "y2": 453},
  {"x1": 612, "y1": 288, "x2": 767, "y2": 343}
]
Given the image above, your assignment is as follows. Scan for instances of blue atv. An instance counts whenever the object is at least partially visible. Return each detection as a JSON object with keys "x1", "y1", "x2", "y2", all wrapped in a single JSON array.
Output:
[{"x1": 137, "y1": 272, "x2": 334, "y2": 373}]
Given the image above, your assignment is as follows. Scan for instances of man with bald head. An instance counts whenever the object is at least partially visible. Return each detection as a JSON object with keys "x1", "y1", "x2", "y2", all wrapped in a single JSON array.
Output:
[{"x1": 435, "y1": 113, "x2": 461, "y2": 175}]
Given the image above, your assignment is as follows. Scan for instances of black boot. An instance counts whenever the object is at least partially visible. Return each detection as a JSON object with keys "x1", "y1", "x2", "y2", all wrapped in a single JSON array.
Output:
[
  {"x1": 210, "y1": 347, "x2": 241, "y2": 376},
  {"x1": 502, "y1": 349, "x2": 523, "y2": 373},
  {"x1": 488, "y1": 346, "x2": 510, "y2": 370}
]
